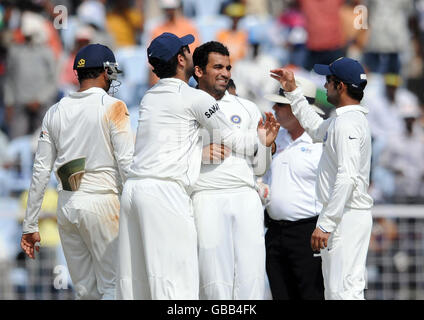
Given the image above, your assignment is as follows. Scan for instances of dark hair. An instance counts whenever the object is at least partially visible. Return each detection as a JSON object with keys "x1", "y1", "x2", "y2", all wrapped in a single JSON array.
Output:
[
  {"x1": 227, "y1": 78, "x2": 236, "y2": 90},
  {"x1": 192, "y1": 41, "x2": 230, "y2": 81},
  {"x1": 148, "y1": 46, "x2": 188, "y2": 79},
  {"x1": 77, "y1": 67, "x2": 105, "y2": 83},
  {"x1": 331, "y1": 77, "x2": 364, "y2": 102}
]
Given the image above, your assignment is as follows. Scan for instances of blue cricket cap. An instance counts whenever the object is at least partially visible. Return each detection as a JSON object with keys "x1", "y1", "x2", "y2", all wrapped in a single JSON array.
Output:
[
  {"x1": 73, "y1": 44, "x2": 116, "y2": 70},
  {"x1": 313, "y1": 57, "x2": 367, "y2": 89},
  {"x1": 147, "y1": 32, "x2": 194, "y2": 62}
]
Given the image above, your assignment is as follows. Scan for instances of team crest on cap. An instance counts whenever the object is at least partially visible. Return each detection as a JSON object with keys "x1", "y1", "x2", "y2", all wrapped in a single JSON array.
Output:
[
  {"x1": 230, "y1": 115, "x2": 241, "y2": 124},
  {"x1": 77, "y1": 59, "x2": 86, "y2": 68}
]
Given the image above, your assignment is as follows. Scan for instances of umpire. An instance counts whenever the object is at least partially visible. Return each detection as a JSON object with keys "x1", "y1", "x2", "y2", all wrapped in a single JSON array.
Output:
[{"x1": 263, "y1": 77, "x2": 325, "y2": 300}]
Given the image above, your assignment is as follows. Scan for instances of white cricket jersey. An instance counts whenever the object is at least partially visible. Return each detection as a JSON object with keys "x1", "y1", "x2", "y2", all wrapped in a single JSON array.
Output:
[
  {"x1": 285, "y1": 88, "x2": 373, "y2": 233},
  {"x1": 23, "y1": 87, "x2": 134, "y2": 233},
  {"x1": 263, "y1": 129, "x2": 323, "y2": 221},
  {"x1": 193, "y1": 91, "x2": 271, "y2": 192},
  {"x1": 128, "y1": 78, "x2": 260, "y2": 190}
]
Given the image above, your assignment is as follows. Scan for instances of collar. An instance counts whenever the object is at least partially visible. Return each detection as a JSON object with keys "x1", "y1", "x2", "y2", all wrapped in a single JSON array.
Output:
[
  {"x1": 157, "y1": 77, "x2": 188, "y2": 86},
  {"x1": 217, "y1": 90, "x2": 231, "y2": 102},
  {"x1": 335, "y1": 104, "x2": 369, "y2": 116},
  {"x1": 69, "y1": 87, "x2": 107, "y2": 98}
]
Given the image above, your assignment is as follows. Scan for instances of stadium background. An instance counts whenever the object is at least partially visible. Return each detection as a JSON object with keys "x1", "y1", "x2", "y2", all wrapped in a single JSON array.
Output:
[{"x1": 1, "y1": 0, "x2": 424, "y2": 300}]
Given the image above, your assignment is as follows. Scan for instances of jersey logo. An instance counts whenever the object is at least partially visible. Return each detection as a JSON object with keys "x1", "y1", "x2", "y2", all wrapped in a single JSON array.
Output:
[
  {"x1": 230, "y1": 115, "x2": 241, "y2": 124},
  {"x1": 205, "y1": 103, "x2": 220, "y2": 118},
  {"x1": 300, "y1": 147, "x2": 312, "y2": 153},
  {"x1": 39, "y1": 130, "x2": 47, "y2": 139},
  {"x1": 348, "y1": 136, "x2": 357, "y2": 140},
  {"x1": 77, "y1": 59, "x2": 86, "y2": 68}
]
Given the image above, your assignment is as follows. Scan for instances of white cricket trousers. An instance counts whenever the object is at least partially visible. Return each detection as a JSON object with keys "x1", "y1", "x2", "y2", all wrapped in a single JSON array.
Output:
[
  {"x1": 56, "y1": 190, "x2": 120, "y2": 300},
  {"x1": 320, "y1": 208, "x2": 373, "y2": 300},
  {"x1": 116, "y1": 178, "x2": 199, "y2": 300},
  {"x1": 192, "y1": 187, "x2": 266, "y2": 300}
]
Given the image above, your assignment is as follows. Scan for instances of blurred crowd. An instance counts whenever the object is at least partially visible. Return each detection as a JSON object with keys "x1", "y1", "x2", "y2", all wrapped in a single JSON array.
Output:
[{"x1": 0, "y1": 0, "x2": 424, "y2": 297}]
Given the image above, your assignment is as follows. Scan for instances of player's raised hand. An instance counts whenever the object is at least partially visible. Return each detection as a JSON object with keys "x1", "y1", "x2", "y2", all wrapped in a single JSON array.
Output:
[
  {"x1": 202, "y1": 143, "x2": 231, "y2": 164},
  {"x1": 257, "y1": 112, "x2": 280, "y2": 147},
  {"x1": 270, "y1": 68, "x2": 297, "y2": 92},
  {"x1": 21, "y1": 232, "x2": 41, "y2": 259}
]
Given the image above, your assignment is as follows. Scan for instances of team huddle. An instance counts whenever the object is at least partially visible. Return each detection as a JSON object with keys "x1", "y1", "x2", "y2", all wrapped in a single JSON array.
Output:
[{"x1": 20, "y1": 31, "x2": 373, "y2": 300}]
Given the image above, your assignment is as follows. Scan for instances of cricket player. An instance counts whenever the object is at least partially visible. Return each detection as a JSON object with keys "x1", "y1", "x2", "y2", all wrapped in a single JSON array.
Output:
[
  {"x1": 20, "y1": 44, "x2": 134, "y2": 300},
  {"x1": 270, "y1": 58, "x2": 373, "y2": 300},
  {"x1": 191, "y1": 41, "x2": 279, "y2": 299},
  {"x1": 116, "y1": 33, "x2": 279, "y2": 300}
]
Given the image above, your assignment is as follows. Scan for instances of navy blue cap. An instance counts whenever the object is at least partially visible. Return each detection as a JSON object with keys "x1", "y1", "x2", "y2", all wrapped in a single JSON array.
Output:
[
  {"x1": 73, "y1": 44, "x2": 116, "y2": 70},
  {"x1": 313, "y1": 57, "x2": 367, "y2": 89},
  {"x1": 147, "y1": 32, "x2": 194, "y2": 62}
]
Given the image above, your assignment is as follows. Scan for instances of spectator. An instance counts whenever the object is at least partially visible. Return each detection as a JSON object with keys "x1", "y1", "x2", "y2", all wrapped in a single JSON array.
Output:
[
  {"x1": 106, "y1": 0, "x2": 143, "y2": 48},
  {"x1": 297, "y1": 0, "x2": 345, "y2": 71},
  {"x1": 3, "y1": 10, "x2": 57, "y2": 139},
  {"x1": 362, "y1": 0, "x2": 415, "y2": 74},
  {"x1": 216, "y1": 2, "x2": 249, "y2": 65},
  {"x1": 378, "y1": 102, "x2": 424, "y2": 203}
]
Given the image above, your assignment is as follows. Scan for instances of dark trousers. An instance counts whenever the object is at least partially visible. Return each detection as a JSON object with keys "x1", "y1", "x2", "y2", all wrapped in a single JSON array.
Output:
[{"x1": 265, "y1": 215, "x2": 324, "y2": 300}]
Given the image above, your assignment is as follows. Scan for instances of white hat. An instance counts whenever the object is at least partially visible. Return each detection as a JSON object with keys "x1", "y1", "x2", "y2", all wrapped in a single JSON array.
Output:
[
  {"x1": 264, "y1": 76, "x2": 325, "y2": 115},
  {"x1": 77, "y1": 0, "x2": 106, "y2": 30},
  {"x1": 159, "y1": 0, "x2": 181, "y2": 9},
  {"x1": 21, "y1": 11, "x2": 48, "y2": 44}
]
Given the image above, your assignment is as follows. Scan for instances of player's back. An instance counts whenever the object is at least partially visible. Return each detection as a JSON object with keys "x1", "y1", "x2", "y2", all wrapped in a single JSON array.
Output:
[
  {"x1": 129, "y1": 78, "x2": 211, "y2": 189},
  {"x1": 45, "y1": 87, "x2": 128, "y2": 193}
]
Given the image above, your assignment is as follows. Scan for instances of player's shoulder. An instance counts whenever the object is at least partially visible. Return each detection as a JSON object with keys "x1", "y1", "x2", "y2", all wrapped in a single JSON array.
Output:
[{"x1": 230, "y1": 94, "x2": 259, "y2": 111}]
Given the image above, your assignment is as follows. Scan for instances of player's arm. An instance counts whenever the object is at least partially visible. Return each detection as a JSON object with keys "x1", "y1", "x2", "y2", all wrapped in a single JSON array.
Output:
[
  {"x1": 191, "y1": 91, "x2": 278, "y2": 156},
  {"x1": 107, "y1": 100, "x2": 134, "y2": 184},
  {"x1": 21, "y1": 112, "x2": 57, "y2": 259},
  {"x1": 270, "y1": 68, "x2": 329, "y2": 142},
  {"x1": 316, "y1": 118, "x2": 362, "y2": 234}
]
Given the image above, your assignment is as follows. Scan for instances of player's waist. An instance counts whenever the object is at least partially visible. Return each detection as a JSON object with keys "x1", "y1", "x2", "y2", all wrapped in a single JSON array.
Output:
[
  {"x1": 191, "y1": 185, "x2": 254, "y2": 197},
  {"x1": 266, "y1": 215, "x2": 318, "y2": 228}
]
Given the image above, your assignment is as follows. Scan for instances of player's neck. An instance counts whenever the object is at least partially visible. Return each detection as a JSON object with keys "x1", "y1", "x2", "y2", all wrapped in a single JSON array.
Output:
[
  {"x1": 78, "y1": 80, "x2": 107, "y2": 92},
  {"x1": 288, "y1": 126, "x2": 304, "y2": 141}
]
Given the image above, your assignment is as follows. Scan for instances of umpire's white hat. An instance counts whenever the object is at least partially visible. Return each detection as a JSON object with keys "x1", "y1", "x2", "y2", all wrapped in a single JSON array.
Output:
[{"x1": 264, "y1": 76, "x2": 325, "y2": 115}]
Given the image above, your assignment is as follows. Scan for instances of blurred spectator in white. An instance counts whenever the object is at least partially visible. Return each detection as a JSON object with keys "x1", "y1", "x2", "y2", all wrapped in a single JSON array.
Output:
[
  {"x1": 231, "y1": 27, "x2": 280, "y2": 112},
  {"x1": 362, "y1": 0, "x2": 415, "y2": 74},
  {"x1": 106, "y1": 0, "x2": 143, "y2": 48},
  {"x1": 181, "y1": 0, "x2": 226, "y2": 18},
  {"x1": 76, "y1": 0, "x2": 114, "y2": 49},
  {"x1": 378, "y1": 102, "x2": 424, "y2": 203},
  {"x1": 216, "y1": 2, "x2": 248, "y2": 65},
  {"x1": 3, "y1": 10, "x2": 57, "y2": 139},
  {"x1": 365, "y1": 73, "x2": 422, "y2": 202},
  {"x1": 58, "y1": 25, "x2": 94, "y2": 96},
  {"x1": 297, "y1": 0, "x2": 344, "y2": 71}
]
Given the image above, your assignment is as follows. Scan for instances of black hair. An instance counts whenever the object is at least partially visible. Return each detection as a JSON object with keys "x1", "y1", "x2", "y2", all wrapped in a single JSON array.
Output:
[
  {"x1": 192, "y1": 41, "x2": 230, "y2": 81},
  {"x1": 77, "y1": 67, "x2": 105, "y2": 83},
  {"x1": 148, "y1": 46, "x2": 188, "y2": 79},
  {"x1": 227, "y1": 78, "x2": 236, "y2": 90},
  {"x1": 330, "y1": 76, "x2": 365, "y2": 102}
]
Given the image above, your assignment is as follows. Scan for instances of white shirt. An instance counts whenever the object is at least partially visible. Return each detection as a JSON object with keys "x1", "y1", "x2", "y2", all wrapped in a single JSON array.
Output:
[
  {"x1": 263, "y1": 129, "x2": 323, "y2": 221},
  {"x1": 23, "y1": 87, "x2": 134, "y2": 233},
  {"x1": 193, "y1": 91, "x2": 271, "y2": 192},
  {"x1": 285, "y1": 88, "x2": 374, "y2": 233},
  {"x1": 129, "y1": 78, "x2": 260, "y2": 190}
]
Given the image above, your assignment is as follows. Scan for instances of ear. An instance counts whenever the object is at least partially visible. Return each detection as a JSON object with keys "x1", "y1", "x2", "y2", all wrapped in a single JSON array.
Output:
[
  {"x1": 177, "y1": 53, "x2": 186, "y2": 67},
  {"x1": 194, "y1": 66, "x2": 203, "y2": 79}
]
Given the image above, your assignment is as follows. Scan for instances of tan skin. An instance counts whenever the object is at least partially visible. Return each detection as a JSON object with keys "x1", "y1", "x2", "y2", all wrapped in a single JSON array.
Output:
[
  {"x1": 195, "y1": 52, "x2": 280, "y2": 162},
  {"x1": 20, "y1": 68, "x2": 114, "y2": 259},
  {"x1": 270, "y1": 67, "x2": 361, "y2": 252}
]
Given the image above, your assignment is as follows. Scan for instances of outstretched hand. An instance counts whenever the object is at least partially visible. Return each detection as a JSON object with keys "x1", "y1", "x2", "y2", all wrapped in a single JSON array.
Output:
[
  {"x1": 21, "y1": 232, "x2": 41, "y2": 259},
  {"x1": 257, "y1": 112, "x2": 280, "y2": 147},
  {"x1": 270, "y1": 68, "x2": 297, "y2": 92}
]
